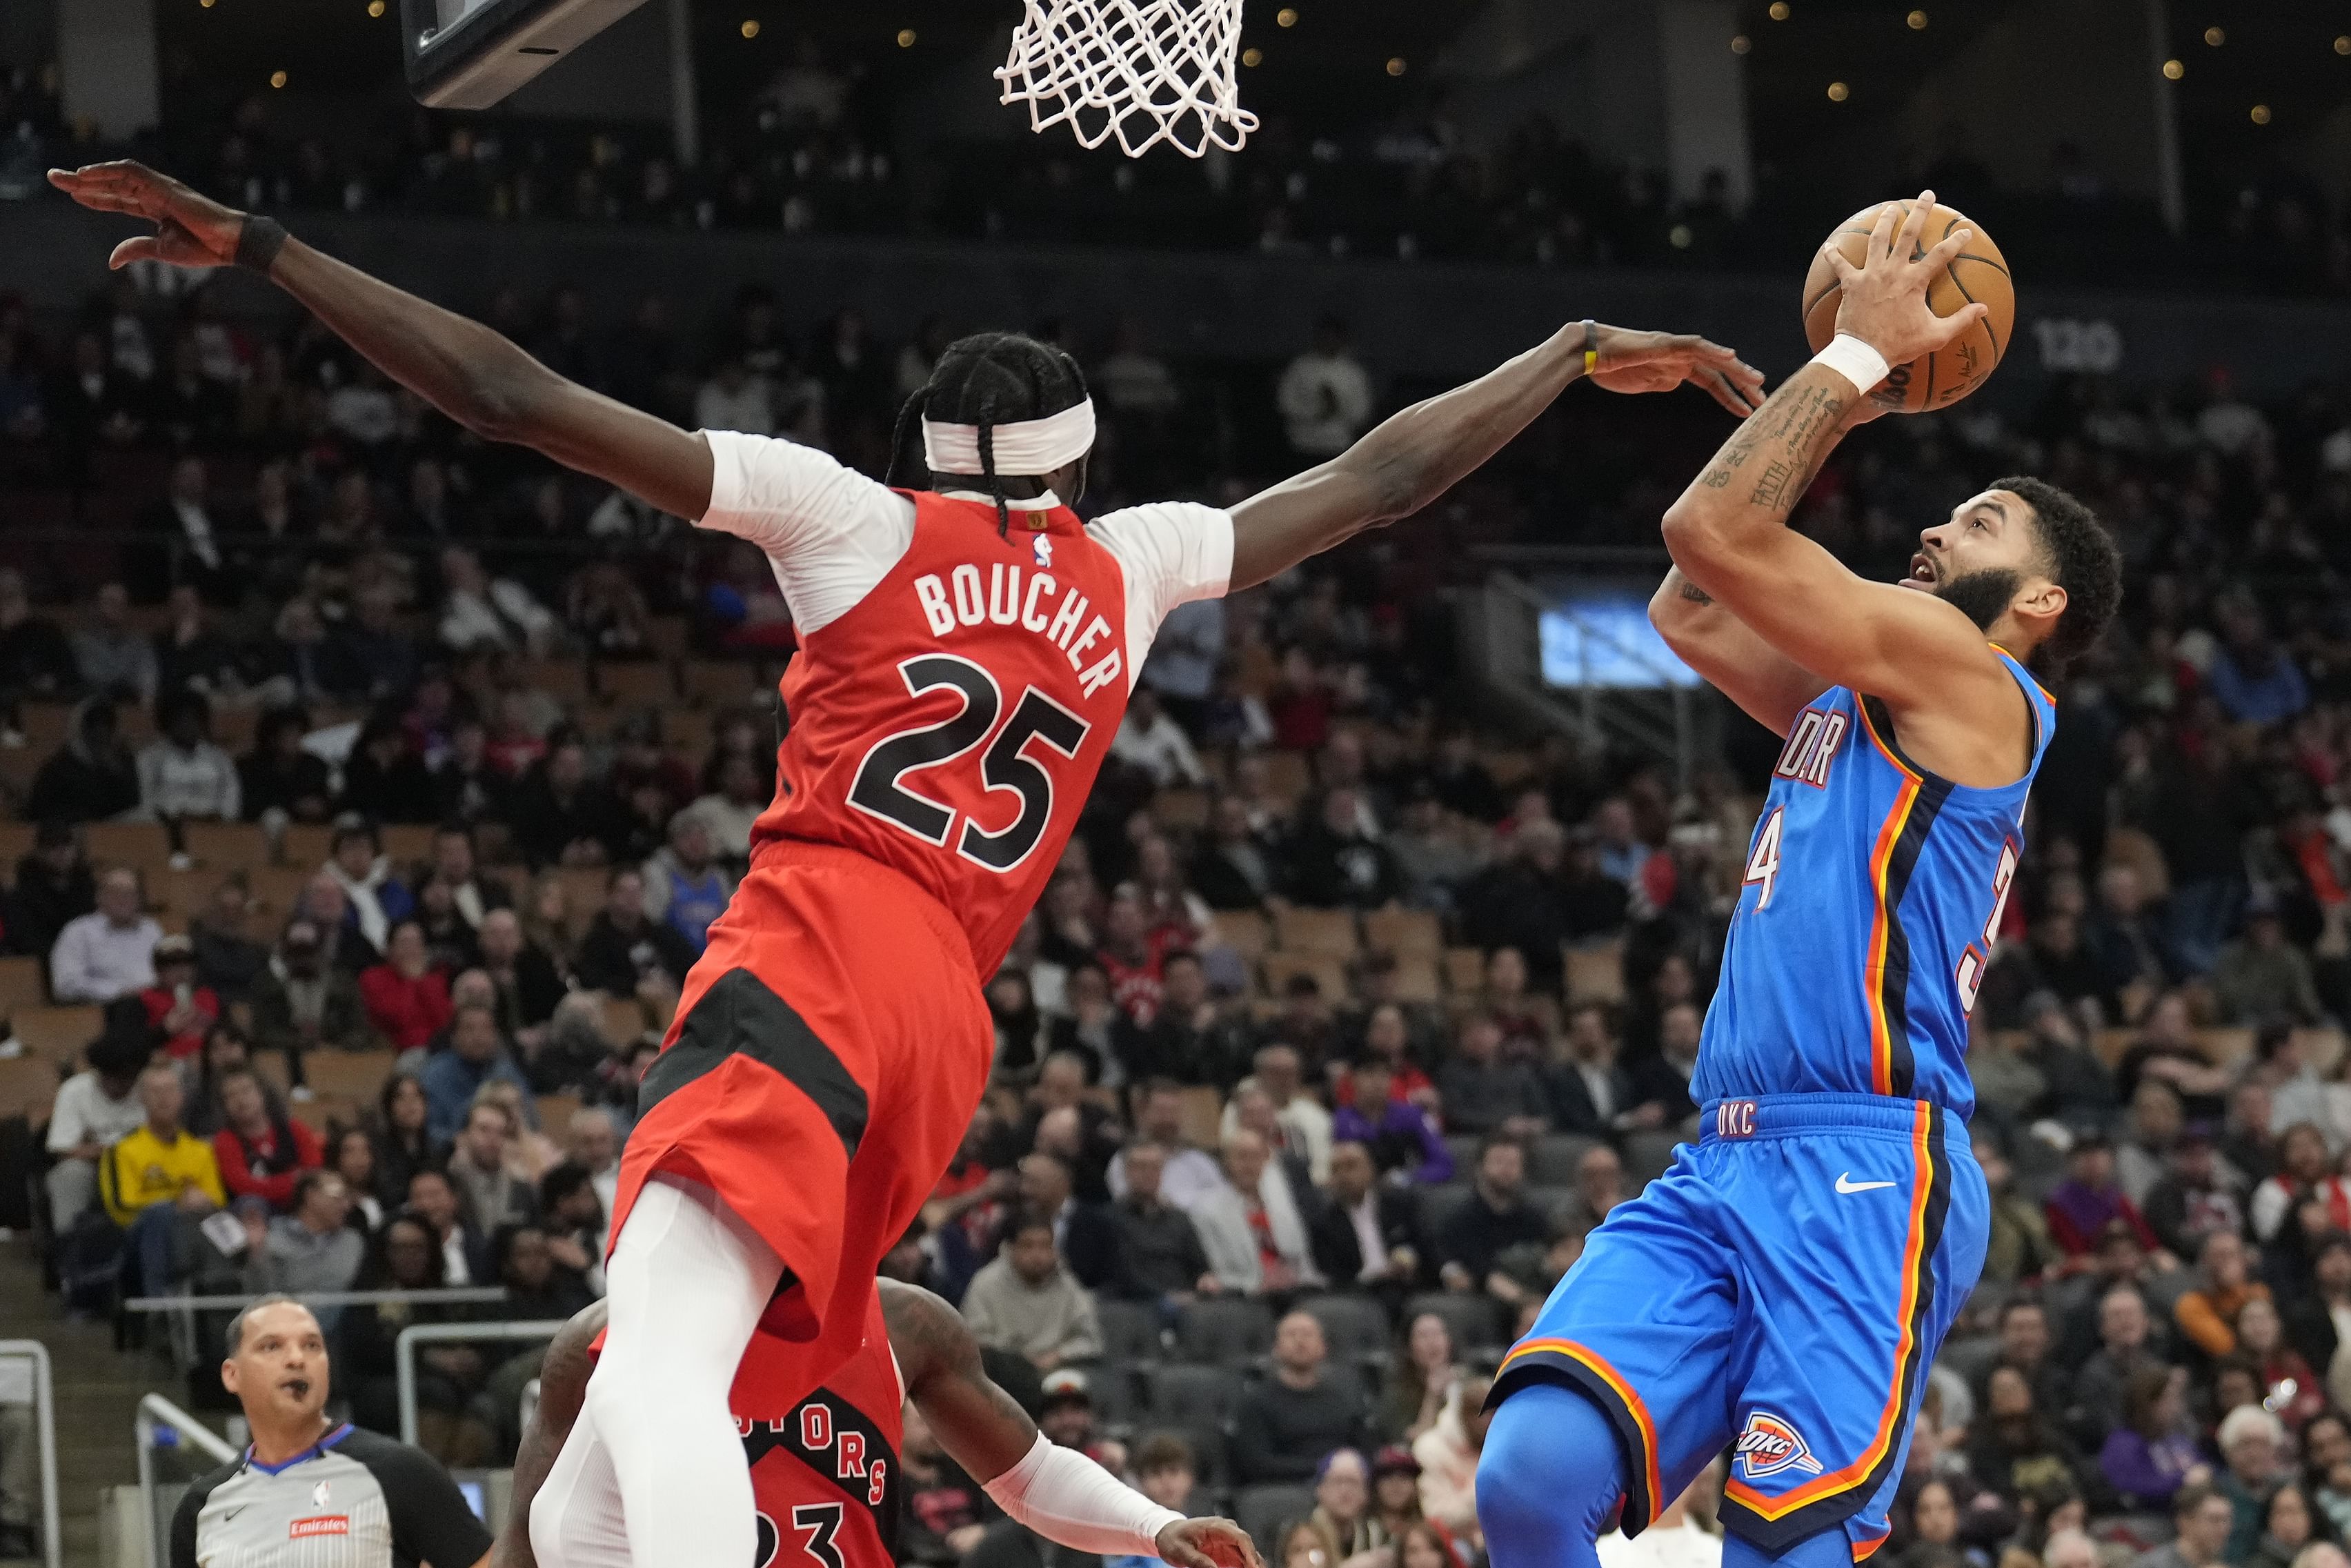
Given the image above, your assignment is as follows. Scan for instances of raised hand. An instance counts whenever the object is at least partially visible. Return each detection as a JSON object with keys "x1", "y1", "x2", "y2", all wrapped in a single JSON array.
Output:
[
  {"x1": 1155, "y1": 1518, "x2": 1264, "y2": 1568},
  {"x1": 1821, "y1": 189, "x2": 1989, "y2": 368},
  {"x1": 1589, "y1": 327, "x2": 1767, "y2": 417},
  {"x1": 47, "y1": 161, "x2": 247, "y2": 271}
]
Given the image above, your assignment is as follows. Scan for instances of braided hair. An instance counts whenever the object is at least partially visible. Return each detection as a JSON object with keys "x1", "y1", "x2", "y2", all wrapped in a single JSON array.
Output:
[{"x1": 886, "y1": 331, "x2": 1091, "y2": 537}]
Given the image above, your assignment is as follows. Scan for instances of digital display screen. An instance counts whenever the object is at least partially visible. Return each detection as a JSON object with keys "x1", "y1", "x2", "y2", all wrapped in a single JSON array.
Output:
[
  {"x1": 433, "y1": 0, "x2": 497, "y2": 29},
  {"x1": 1538, "y1": 588, "x2": 1703, "y2": 690}
]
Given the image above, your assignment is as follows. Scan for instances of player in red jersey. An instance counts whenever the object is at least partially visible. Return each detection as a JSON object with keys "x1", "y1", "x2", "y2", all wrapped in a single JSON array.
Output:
[
  {"x1": 499, "y1": 1278, "x2": 1260, "y2": 1568},
  {"x1": 54, "y1": 157, "x2": 1763, "y2": 1568}
]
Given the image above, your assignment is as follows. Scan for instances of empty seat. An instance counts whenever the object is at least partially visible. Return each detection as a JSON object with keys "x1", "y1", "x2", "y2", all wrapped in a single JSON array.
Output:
[
  {"x1": 16, "y1": 1005, "x2": 103, "y2": 1058},
  {"x1": 181, "y1": 820, "x2": 269, "y2": 874},
  {"x1": 535, "y1": 1091, "x2": 584, "y2": 1132},
  {"x1": 1623, "y1": 1129, "x2": 1685, "y2": 1186},
  {"x1": 1388, "y1": 955, "x2": 1442, "y2": 1004},
  {"x1": 381, "y1": 824, "x2": 439, "y2": 870},
  {"x1": 1363, "y1": 907, "x2": 1441, "y2": 958},
  {"x1": 1440, "y1": 948, "x2": 1485, "y2": 993},
  {"x1": 1152, "y1": 788, "x2": 1211, "y2": 833},
  {"x1": 279, "y1": 822, "x2": 333, "y2": 871},
  {"x1": 1145, "y1": 1362, "x2": 1244, "y2": 1428},
  {"x1": 598, "y1": 661, "x2": 678, "y2": 708},
  {"x1": 1295, "y1": 1293, "x2": 1392, "y2": 1364},
  {"x1": 0, "y1": 957, "x2": 46, "y2": 1015},
  {"x1": 86, "y1": 820, "x2": 168, "y2": 871},
  {"x1": 1563, "y1": 940, "x2": 1627, "y2": 1005},
  {"x1": 1404, "y1": 1291, "x2": 1506, "y2": 1357},
  {"x1": 1097, "y1": 1299, "x2": 1162, "y2": 1368},
  {"x1": 1235, "y1": 1484, "x2": 1315, "y2": 1554},
  {"x1": 1529, "y1": 1133, "x2": 1600, "y2": 1186},
  {"x1": 601, "y1": 995, "x2": 653, "y2": 1049},
  {"x1": 1211, "y1": 911, "x2": 1273, "y2": 962},
  {"x1": 1273, "y1": 906, "x2": 1358, "y2": 957},
  {"x1": 304, "y1": 1051, "x2": 398, "y2": 1101},
  {"x1": 517, "y1": 659, "x2": 593, "y2": 710},
  {"x1": 1176, "y1": 1297, "x2": 1276, "y2": 1364}
]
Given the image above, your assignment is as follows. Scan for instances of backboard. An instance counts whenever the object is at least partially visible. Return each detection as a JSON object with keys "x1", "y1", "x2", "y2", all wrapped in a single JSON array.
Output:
[{"x1": 400, "y1": 0, "x2": 652, "y2": 108}]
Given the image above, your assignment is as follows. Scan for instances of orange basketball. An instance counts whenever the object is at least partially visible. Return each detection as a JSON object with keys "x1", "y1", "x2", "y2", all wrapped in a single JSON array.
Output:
[{"x1": 1801, "y1": 200, "x2": 2014, "y2": 415}]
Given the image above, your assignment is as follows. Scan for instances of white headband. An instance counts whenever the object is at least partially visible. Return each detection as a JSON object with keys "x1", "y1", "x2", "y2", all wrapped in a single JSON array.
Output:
[{"x1": 922, "y1": 399, "x2": 1096, "y2": 477}]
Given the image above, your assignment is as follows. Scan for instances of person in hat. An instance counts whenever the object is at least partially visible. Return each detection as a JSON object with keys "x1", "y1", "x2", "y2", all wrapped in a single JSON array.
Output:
[
  {"x1": 139, "y1": 932, "x2": 221, "y2": 1061},
  {"x1": 2211, "y1": 891, "x2": 2324, "y2": 1026},
  {"x1": 1369, "y1": 1447, "x2": 1426, "y2": 1541},
  {"x1": 2141, "y1": 1122, "x2": 2248, "y2": 1261},
  {"x1": 43, "y1": 1016, "x2": 152, "y2": 1231}
]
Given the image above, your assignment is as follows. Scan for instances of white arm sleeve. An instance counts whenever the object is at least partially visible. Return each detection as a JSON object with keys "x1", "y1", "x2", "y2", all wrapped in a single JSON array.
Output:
[
  {"x1": 1084, "y1": 502, "x2": 1235, "y2": 691},
  {"x1": 697, "y1": 429, "x2": 917, "y2": 635},
  {"x1": 980, "y1": 1435, "x2": 1186, "y2": 1560}
]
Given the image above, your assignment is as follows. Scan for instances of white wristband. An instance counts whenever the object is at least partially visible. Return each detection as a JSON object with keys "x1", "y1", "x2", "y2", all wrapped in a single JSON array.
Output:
[
  {"x1": 1812, "y1": 333, "x2": 1891, "y2": 393},
  {"x1": 982, "y1": 1434, "x2": 1187, "y2": 1560}
]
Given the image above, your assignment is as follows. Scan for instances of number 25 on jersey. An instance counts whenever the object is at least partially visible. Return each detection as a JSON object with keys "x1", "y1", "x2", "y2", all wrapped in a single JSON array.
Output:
[{"x1": 848, "y1": 654, "x2": 1093, "y2": 875}]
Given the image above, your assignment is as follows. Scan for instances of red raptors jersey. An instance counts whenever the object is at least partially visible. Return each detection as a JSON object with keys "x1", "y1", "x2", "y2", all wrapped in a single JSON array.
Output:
[
  {"x1": 742, "y1": 1292, "x2": 905, "y2": 1568},
  {"x1": 754, "y1": 490, "x2": 1167, "y2": 974}
]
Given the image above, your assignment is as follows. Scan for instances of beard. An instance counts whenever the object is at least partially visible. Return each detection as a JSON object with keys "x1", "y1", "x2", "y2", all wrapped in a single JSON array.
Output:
[{"x1": 1933, "y1": 566, "x2": 2020, "y2": 633}]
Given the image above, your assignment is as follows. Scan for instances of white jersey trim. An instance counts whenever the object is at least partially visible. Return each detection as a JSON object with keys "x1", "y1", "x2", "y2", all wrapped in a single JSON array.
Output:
[{"x1": 695, "y1": 430, "x2": 1233, "y2": 670}]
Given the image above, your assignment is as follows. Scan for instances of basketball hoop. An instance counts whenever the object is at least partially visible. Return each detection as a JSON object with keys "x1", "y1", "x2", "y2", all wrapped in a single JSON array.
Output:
[{"x1": 996, "y1": 0, "x2": 1258, "y2": 159}]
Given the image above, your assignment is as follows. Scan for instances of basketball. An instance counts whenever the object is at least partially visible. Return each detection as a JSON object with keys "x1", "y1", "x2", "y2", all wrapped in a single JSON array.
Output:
[{"x1": 1801, "y1": 201, "x2": 2014, "y2": 415}]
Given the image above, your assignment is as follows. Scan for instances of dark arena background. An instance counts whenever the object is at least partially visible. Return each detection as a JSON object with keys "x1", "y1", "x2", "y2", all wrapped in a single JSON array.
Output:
[{"x1": 0, "y1": 1, "x2": 2347, "y2": 1565}]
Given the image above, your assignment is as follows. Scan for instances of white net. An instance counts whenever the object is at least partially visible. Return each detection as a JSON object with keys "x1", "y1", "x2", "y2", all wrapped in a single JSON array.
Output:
[{"x1": 996, "y1": 0, "x2": 1258, "y2": 159}]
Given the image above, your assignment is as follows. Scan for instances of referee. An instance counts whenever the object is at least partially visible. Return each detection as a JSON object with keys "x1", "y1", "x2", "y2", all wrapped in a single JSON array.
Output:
[{"x1": 172, "y1": 1296, "x2": 495, "y2": 1568}]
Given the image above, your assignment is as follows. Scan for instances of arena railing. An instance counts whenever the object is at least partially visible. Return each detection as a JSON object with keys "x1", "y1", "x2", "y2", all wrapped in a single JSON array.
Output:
[
  {"x1": 394, "y1": 1320, "x2": 569, "y2": 1447},
  {"x1": 0, "y1": 1342, "x2": 60, "y2": 1568},
  {"x1": 123, "y1": 1288, "x2": 513, "y2": 1371},
  {"x1": 132, "y1": 1392, "x2": 237, "y2": 1568}
]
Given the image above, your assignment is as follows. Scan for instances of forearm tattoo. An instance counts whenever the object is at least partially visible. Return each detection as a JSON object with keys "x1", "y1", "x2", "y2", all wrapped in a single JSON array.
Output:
[
  {"x1": 1692, "y1": 371, "x2": 1847, "y2": 517},
  {"x1": 1677, "y1": 579, "x2": 1714, "y2": 605}
]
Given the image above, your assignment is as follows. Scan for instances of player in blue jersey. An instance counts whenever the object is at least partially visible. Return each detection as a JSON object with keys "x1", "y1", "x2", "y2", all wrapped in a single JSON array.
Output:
[{"x1": 1476, "y1": 194, "x2": 2125, "y2": 1568}]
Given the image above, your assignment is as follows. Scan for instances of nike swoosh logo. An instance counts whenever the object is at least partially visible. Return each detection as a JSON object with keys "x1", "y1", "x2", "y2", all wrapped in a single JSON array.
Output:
[{"x1": 1836, "y1": 1173, "x2": 1897, "y2": 1194}]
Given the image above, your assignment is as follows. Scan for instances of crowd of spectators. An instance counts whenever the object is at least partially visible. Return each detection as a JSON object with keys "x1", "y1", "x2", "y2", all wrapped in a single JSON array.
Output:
[{"x1": 6, "y1": 181, "x2": 2351, "y2": 1568}]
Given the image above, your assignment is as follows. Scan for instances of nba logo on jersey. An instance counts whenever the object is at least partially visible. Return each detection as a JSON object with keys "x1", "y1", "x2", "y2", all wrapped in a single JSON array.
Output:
[
  {"x1": 1033, "y1": 535, "x2": 1053, "y2": 569},
  {"x1": 310, "y1": 1480, "x2": 330, "y2": 1508},
  {"x1": 1714, "y1": 1099, "x2": 1758, "y2": 1140},
  {"x1": 1735, "y1": 1411, "x2": 1823, "y2": 1480}
]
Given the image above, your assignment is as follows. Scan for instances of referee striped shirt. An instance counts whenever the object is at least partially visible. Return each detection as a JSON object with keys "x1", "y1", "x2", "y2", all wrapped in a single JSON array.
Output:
[{"x1": 170, "y1": 1424, "x2": 494, "y2": 1568}]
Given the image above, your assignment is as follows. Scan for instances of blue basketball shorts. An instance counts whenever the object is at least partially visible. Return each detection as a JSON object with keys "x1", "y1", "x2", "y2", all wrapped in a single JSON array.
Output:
[{"x1": 1489, "y1": 1093, "x2": 1987, "y2": 1558}]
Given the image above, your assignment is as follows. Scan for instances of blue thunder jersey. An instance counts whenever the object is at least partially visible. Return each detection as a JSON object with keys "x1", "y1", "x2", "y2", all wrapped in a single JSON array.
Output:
[{"x1": 1693, "y1": 648, "x2": 2056, "y2": 1120}]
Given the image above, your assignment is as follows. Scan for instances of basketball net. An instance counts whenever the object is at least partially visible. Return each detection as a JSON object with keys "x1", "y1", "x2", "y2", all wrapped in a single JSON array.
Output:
[{"x1": 996, "y1": 0, "x2": 1258, "y2": 159}]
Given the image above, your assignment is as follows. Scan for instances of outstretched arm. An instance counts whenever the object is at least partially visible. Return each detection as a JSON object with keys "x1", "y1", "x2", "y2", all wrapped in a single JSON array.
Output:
[
  {"x1": 1227, "y1": 323, "x2": 1764, "y2": 591},
  {"x1": 49, "y1": 162, "x2": 713, "y2": 520},
  {"x1": 1658, "y1": 193, "x2": 2005, "y2": 722},
  {"x1": 493, "y1": 1304, "x2": 604, "y2": 1568},
  {"x1": 882, "y1": 1281, "x2": 1260, "y2": 1568},
  {"x1": 1647, "y1": 567, "x2": 1829, "y2": 737}
]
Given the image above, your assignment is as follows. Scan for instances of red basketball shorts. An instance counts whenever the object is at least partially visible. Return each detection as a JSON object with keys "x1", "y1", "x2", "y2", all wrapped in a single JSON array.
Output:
[{"x1": 606, "y1": 837, "x2": 994, "y2": 1411}]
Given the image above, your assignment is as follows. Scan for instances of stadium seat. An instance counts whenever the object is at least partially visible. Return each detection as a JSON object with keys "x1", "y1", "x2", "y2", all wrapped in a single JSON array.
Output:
[
  {"x1": 305, "y1": 1051, "x2": 399, "y2": 1102},
  {"x1": 683, "y1": 661, "x2": 766, "y2": 708},
  {"x1": 598, "y1": 661, "x2": 678, "y2": 708},
  {"x1": 1522, "y1": 1184, "x2": 1570, "y2": 1224},
  {"x1": 381, "y1": 824, "x2": 438, "y2": 869},
  {"x1": 86, "y1": 820, "x2": 168, "y2": 871},
  {"x1": 1260, "y1": 751, "x2": 1312, "y2": 809},
  {"x1": 1404, "y1": 1291, "x2": 1505, "y2": 1357},
  {"x1": 1144, "y1": 1362, "x2": 1243, "y2": 1428},
  {"x1": 1260, "y1": 951, "x2": 1349, "y2": 1001},
  {"x1": 642, "y1": 617, "x2": 689, "y2": 661},
  {"x1": 1529, "y1": 1133, "x2": 1600, "y2": 1186},
  {"x1": 1096, "y1": 1299, "x2": 1162, "y2": 1369},
  {"x1": 1388, "y1": 955, "x2": 1442, "y2": 1004},
  {"x1": 279, "y1": 822, "x2": 333, "y2": 870},
  {"x1": 15, "y1": 1006, "x2": 102, "y2": 1058},
  {"x1": 246, "y1": 866, "x2": 315, "y2": 923},
  {"x1": 1442, "y1": 1133, "x2": 1481, "y2": 1174},
  {"x1": 1211, "y1": 911, "x2": 1272, "y2": 962},
  {"x1": 1235, "y1": 1485, "x2": 1314, "y2": 1551},
  {"x1": 1563, "y1": 940, "x2": 1627, "y2": 1005},
  {"x1": 181, "y1": 820, "x2": 268, "y2": 873},
  {"x1": 0, "y1": 1054, "x2": 59, "y2": 1121},
  {"x1": 1152, "y1": 788, "x2": 1211, "y2": 833},
  {"x1": 1440, "y1": 949, "x2": 1485, "y2": 993},
  {"x1": 1273, "y1": 906, "x2": 1357, "y2": 957},
  {"x1": 536, "y1": 1091, "x2": 583, "y2": 1131},
  {"x1": 1176, "y1": 1297, "x2": 1276, "y2": 1364},
  {"x1": 1084, "y1": 1362, "x2": 1140, "y2": 1427},
  {"x1": 0, "y1": 956, "x2": 45, "y2": 1015},
  {"x1": 1294, "y1": 1293, "x2": 1391, "y2": 1364},
  {"x1": 557, "y1": 867, "x2": 613, "y2": 926},
  {"x1": 1363, "y1": 907, "x2": 1441, "y2": 958},
  {"x1": 601, "y1": 996, "x2": 652, "y2": 1049},
  {"x1": 1623, "y1": 1130, "x2": 1683, "y2": 1186},
  {"x1": 518, "y1": 659, "x2": 592, "y2": 710}
]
